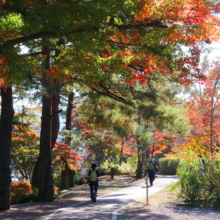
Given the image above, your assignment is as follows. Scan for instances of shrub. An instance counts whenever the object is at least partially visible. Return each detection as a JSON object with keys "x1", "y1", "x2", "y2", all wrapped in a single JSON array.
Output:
[
  {"x1": 11, "y1": 180, "x2": 33, "y2": 204},
  {"x1": 159, "y1": 157, "x2": 179, "y2": 175},
  {"x1": 54, "y1": 171, "x2": 61, "y2": 187},
  {"x1": 11, "y1": 180, "x2": 59, "y2": 204},
  {"x1": 99, "y1": 157, "x2": 137, "y2": 175},
  {"x1": 178, "y1": 158, "x2": 220, "y2": 207},
  {"x1": 73, "y1": 171, "x2": 87, "y2": 185}
]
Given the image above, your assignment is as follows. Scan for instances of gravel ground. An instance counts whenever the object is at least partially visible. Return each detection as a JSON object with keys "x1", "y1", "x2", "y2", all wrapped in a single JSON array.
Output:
[
  {"x1": 118, "y1": 182, "x2": 220, "y2": 220},
  {"x1": 118, "y1": 204, "x2": 220, "y2": 220}
]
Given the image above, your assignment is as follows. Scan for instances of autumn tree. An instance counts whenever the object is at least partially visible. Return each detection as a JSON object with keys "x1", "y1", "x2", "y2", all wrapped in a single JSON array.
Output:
[
  {"x1": 182, "y1": 62, "x2": 220, "y2": 157},
  {"x1": 1, "y1": 0, "x2": 220, "y2": 209},
  {"x1": 75, "y1": 71, "x2": 190, "y2": 178},
  {"x1": 11, "y1": 109, "x2": 40, "y2": 181}
]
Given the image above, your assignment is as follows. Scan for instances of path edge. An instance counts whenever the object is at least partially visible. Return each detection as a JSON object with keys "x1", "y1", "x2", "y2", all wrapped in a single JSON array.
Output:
[{"x1": 111, "y1": 177, "x2": 179, "y2": 220}]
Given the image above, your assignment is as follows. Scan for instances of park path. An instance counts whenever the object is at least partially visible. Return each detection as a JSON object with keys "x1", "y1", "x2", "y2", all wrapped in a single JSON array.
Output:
[{"x1": 44, "y1": 176, "x2": 179, "y2": 220}]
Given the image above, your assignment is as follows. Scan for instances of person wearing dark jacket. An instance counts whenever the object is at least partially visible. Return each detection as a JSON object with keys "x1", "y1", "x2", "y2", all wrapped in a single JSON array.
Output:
[
  {"x1": 155, "y1": 160, "x2": 159, "y2": 174},
  {"x1": 147, "y1": 158, "x2": 155, "y2": 186},
  {"x1": 88, "y1": 163, "x2": 100, "y2": 202}
]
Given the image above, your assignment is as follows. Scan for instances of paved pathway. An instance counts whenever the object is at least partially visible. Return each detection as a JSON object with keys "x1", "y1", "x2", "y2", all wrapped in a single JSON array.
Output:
[{"x1": 44, "y1": 176, "x2": 179, "y2": 220}]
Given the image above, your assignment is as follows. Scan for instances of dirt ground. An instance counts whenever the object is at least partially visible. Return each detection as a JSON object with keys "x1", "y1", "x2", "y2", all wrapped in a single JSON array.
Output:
[
  {"x1": 118, "y1": 182, "x2": 220, "y2": 220},
  {"x1": 2, "y1": 175, "x2": 219, "y2": 220},
  {"x1": 0, "y1": 174, "x2": 144, "y2": 220}
]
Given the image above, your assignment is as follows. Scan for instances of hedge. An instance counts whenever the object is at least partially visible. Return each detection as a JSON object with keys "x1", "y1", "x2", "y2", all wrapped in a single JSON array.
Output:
[{"x1": 159, "y1": 158, "x2": 179, "y2": 175}]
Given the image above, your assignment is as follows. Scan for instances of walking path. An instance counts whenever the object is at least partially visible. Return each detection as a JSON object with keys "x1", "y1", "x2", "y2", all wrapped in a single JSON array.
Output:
[{"x1": 44, "y1": 176, "x2": 179, "y2": 220}]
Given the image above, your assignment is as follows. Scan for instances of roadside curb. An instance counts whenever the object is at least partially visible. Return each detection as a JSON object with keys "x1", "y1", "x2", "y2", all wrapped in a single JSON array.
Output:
[{"x1": 111, "y1": 176, "x2": 179, "y2": 220}]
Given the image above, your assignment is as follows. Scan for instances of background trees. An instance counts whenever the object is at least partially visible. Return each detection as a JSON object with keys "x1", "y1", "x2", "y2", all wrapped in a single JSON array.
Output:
[{"x1": 0, "y1": 0, "x2": 220, "y2": 210}]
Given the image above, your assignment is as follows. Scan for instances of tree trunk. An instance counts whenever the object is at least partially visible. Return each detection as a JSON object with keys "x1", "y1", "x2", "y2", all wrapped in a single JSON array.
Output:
[
  {"x1": 119, "y1": 138, "x2": 124, "y2": 166},
  {"x1": 66, "y1": 92, "x2": 74, "y2": 144},
  {"x1": 68, "y1": 169, "x2": 75, "y2": 187},
  {"x1": 0, "y1": 87, "x2": 14, "y2": 210},
  {"x1": 111, "y1": 167, "x2": 114, "y2": 179},
  {"x1": 51, "y1": 38, "x2": 66, "y2": 148},
  {"x1": 60, "y1": 156, "x2": 69, "y2": 190},
  {"x1": 136, "y1": 147, "x2": 146, "y2": 178},
  {"x1": 32, "y1": 46, "x2": 54, "y2": 201},
  {"x1": 60, "y1": 169, "x2": 69, "y2": 190},
  {"x1": 37, "y1": 92, "x2": 54, "y2": 201},
  {"x1": 51, "y1": 82, "x2": 62, "y2": 148},
  {"x1": 65, "y1": 91, "x2": 76, "y2": 187}
]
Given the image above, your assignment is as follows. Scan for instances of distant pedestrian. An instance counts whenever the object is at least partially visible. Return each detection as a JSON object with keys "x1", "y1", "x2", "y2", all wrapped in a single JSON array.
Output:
[
  {"x1": 88, "y1": 163, "x2": 100, "y2": 202},
  {"x1": 147, "y1": 158, "x2": 155, "y2": 186},
  {"x1": 155, "y1": 160, "x2": 159, "y2": 174}
]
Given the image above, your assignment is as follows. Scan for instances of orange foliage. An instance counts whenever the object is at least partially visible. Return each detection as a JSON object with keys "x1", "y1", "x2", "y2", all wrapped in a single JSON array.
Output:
[
  {"x1": 167, "y1": 62, "x2": 220, "y2": 159},
  {"x1": 11, "y1": 180, "x2": 33, "y2": 204},
  {"x1": 135, "y1": 0, "x2": 220, "y2": 42},
  {"x1": 149, "y1": 131, "x2": 176, "y2": 157},
  {"x1": 53, "y1": 142, "x2": 83, "y2": 170},
  {"x1": 184, "y1": 64, "x2": 220, "y2": 154}
]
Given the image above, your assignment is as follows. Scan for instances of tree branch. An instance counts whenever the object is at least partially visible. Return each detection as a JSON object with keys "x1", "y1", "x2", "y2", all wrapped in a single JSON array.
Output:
[
  {"x1": 11, "y1": 155, "x2": 28, "y2": 179},
  {"x1": 50, "y1": 109, "x2": 62, "y2": 118},
  {"x1": 60, "y1": 95, "x2": 76, "y2": 107},
  {"x1": 2, "y1": 21, "x2": 167, "y2": 47},
  {"x1": 91, "y1": 84, "x2": 132, "y2": 106},
  {"x1": 1, "y1": 5, "x2": 26, "y2": 15}
]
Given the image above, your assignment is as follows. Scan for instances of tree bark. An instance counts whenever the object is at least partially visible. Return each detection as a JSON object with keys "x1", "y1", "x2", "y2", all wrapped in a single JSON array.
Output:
[
  {"x1": 32, "y1": 46, "x2": 54, "y2": 201},
  {"x1": 37, "y1": 92, "x2": 54, "y2": 201},
  {"x1": 119, "y1": 138, "x2": 124, "y2": 166},
  {"x1": 51, "y1": 82, "x2": 62, "y2": 148},
  {"x1": 51, "y1": 38, "x2": 66, "y2": 148},
  {"x1": 65, "y1": 91, "x2": 76, "y2": 187},
  {"x1": 66, "y1": 92, "x2": 74, "y2": 144},
  {"x1": 136, "y1": 141, "x2": 146, "y2": 178},
  {"x1": 68, "y1": 169, "x2": 75, "y2": 188},
  {"x1": 0, "y1": 87, "x2": 14, "y2": 210}
]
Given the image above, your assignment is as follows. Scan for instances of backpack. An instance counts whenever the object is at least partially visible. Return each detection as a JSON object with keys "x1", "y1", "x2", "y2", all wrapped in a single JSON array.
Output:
[
  {"x1": 90, "y1": 169, "x2": 97, "y2": 182},
  {"x1": 148, "y1": 162, "x2": 154, "y2": 171}
]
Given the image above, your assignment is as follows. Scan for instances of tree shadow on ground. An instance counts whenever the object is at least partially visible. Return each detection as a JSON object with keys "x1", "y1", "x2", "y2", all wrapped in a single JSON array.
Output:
[{"x1": 0, "y1": 196, "x2": 91, "y2": 220}]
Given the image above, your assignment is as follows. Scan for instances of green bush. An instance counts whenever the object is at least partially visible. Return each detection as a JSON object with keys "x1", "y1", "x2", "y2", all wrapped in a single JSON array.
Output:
[
  {"x1": 99, "y1": 157, "x2": 137, "y2": 175},
  {"x1": 159, "y1": 157, "x2": 179, "y2": 175},
  {"x1": 99, "y1": 160, "x2": 119, "y2": 175},
  {"x1": 178, "y1": 159, "x2": 220, "y2": 207},
  {"x1": 54, "y1": 171, "x2": 61, "y2": 187},
  {"x1": 74, "y1": 171, "x2": 88, "y2": 185}
]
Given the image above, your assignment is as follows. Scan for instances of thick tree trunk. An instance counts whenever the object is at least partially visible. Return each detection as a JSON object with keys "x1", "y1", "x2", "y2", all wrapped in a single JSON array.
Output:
[
  {"x1": 60, "y1": 169, "x2": 69, "y2": 190},
  {"x1": 51, "y1": 82, "x2": 62, "y2": 148},
  {"x1": 32, "y1": 46, "x2": 54, "y2": 201},
  {"x1": 65, "y1": 91, "x2": 76, "y2": 187},
  {"x1": 68, "y1": 169, "x2": 75, "y2": 187},
  {"x1": 38, "y1": 92, "x2": 54, "y2": 201},
  {"x1": 51, "y1": 38, "x2": 66, "y2": 148},
  {"x1": 0, "y1": 87, "x2": 14, "y2": 210},
  {"x1": 31, "y1": 157, "x2": 40, "y2": 188},
  {"x1": 136, "y1": 147, "x2": 146, "y2": 178}
]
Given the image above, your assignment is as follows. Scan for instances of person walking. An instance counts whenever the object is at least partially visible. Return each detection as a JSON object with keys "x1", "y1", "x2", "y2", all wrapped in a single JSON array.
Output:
[
  {"x1": 88, "y1": 163, "x2": 100, "y2": 202},
  {"x1": 155, "y1": 159, "x2": 159, "y2": 174},
  {"x1": 147, "y1": 158, "x2": 155, "y2": 186}
]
